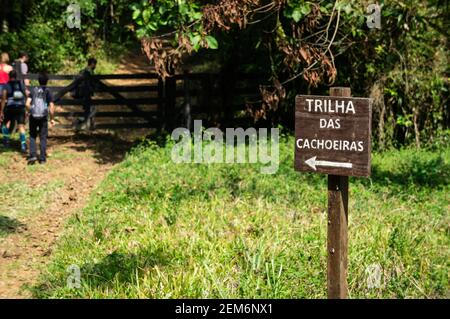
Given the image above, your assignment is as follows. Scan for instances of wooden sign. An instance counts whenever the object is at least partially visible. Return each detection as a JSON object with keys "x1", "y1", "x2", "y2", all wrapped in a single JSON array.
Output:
[
  {"x1": 294, "y1": 88, "x2": 373, "y2": 299},
  {"x1": 295, "y1": 94, "x2": 372, "y2": 177}
]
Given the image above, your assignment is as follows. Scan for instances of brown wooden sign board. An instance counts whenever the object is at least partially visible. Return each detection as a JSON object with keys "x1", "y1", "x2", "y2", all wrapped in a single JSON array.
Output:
[{"x1": 295, "y1": 95, "x2": 373, "y2": 177}]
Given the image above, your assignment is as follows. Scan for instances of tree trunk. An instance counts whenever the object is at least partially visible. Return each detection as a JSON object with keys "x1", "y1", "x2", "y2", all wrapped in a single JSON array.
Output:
[
  {"x1": 370, "y1": 77, "x2": 386, "y2": 149},
  {"x1": 413, "y1": 107, "x2": 421, "y2": 148}
]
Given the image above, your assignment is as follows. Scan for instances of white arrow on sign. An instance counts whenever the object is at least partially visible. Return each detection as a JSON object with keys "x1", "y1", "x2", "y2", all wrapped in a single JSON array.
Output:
[{"x1": 305, "y1": 156, "x2": 353, "y2": 171}]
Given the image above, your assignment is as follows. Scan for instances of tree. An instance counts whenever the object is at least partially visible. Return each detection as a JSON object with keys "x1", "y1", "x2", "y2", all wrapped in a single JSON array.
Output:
[{"x1": 132, "y1": 0, "x2": 449, "y2": 148}]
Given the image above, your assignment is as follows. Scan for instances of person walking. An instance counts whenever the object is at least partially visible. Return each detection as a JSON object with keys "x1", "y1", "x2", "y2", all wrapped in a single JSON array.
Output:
[
  {"x1": 54, "y1": 57, "x2": 97, "y2": 131},
  {"x1": 0, "y1": 70, "x2": 28, "y2": 152},
  {"x1": 27, "y1": 73, "x2": 55, "y2": 165},
  {"x1": 0, "y1": 52, "x2": 13, "y2": 92},
  {"x1": 71, "y1": 58, "x2": 97, "y2": 130},
  {"x1": 0, "y1": 53, "x2": 13, "y2": 133},
  {"x1": 12, "y1": 51, "x2": 30, "y2": 86}
]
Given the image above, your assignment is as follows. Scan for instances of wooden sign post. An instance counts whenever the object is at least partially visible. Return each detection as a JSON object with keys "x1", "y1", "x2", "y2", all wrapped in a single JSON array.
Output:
[{"x1": 295, "y1": 87, "x2": 372, "y2": 299}]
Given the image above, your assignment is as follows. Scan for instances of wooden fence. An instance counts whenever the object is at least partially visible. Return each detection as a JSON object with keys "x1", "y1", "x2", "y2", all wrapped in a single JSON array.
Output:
[{"x1": 27, "y1": 72, "x2": 269, "y2": 130}]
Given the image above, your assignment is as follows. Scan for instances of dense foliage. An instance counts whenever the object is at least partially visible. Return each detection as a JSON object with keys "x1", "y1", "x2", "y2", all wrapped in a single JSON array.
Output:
[
  {"x1": 0, "y1": 0, "x2": 136, "y2": 72},
  {"x1": 0, "y1": 0, "x2": 448, "y2": 148},
  {"x1": 132, "y1": 0, "x2": 449, "y2": 149}
]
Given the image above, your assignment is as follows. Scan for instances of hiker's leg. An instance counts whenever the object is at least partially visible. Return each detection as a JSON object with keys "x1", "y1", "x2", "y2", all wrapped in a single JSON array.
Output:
[
  {"x1": 80, "y1": 95, "x2": 93, "y2": 130},
  {"x1": 82, "y1": 95, "x2": 91, "y2": 122},
  {"x1": 1, "y1": 124, "x2": 10, "y2": 146},
  {"x1": 8, "y1": 120, "x2": 15, "y2": 134},
  {"x1": 18, "y1": 109, "x2": 27, "y2": 152},
  {"x1": 2, "y1": 110, "x2": 11, "y2": 146},
  {"x1": 89, "y1": 104, "x2": 96, "y2": 130},
  {"x1": 39, "y1": 119, "x2": 48, "y2": 162},
  {"x1": 29, "y1": 117, "x2": 38, "y2": 158},
  {"x1": 18, "y1": 124, "x2": 26, "y2": 152}
]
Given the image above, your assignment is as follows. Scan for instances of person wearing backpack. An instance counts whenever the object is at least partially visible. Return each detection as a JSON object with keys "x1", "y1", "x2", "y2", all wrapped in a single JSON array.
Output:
[
  {"x1": 12, "y1": 51, "x2": 30, "y2": 86},
  {"x1": 26, "y1": 73, "x2": 55, "y2": 165},
  {"x1": 0, "y1": 70, "x2": 28, "y2": 152}
]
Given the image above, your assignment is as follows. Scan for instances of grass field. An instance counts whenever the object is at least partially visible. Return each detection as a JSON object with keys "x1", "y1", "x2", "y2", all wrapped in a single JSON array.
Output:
[{"x1": 32, "y1": 135, "x2": 449, "y2": 298}]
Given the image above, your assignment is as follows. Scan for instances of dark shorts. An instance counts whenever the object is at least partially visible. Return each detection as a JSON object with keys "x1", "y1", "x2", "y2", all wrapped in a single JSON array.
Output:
[{"x1": 4, "y1": 107, "x2": 26, "y2": 125}]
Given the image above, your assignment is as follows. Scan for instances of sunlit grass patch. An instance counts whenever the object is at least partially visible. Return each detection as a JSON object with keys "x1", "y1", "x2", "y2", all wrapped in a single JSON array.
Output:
[
  {"x1": 0, "y1": 180, "x2": 64, "y2": 238},
  {"x1": 33, "y1": 136, "x2": 449, "y2": 298}
]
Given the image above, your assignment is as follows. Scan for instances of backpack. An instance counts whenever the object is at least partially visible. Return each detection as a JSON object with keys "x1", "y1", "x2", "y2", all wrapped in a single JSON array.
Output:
[
  {"x1": 13, "y1": 81, "x2": 25, "y2": 100},
  {"x1": 7, "y1": 81, "x2": 26, "y2": 107},
  {"x1": 30, "y1": 87, "x2": 49, "y2": 118}
]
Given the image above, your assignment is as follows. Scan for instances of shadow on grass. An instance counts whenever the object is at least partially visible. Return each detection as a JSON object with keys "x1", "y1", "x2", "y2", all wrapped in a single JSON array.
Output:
[
  {"x1": 32, "y1": 246, "x2": 172, "y2": 297},
  {"x1": 80, "y1": 247, "x2": 170, "y2": 287},
  {"x1": 48, "y1": 132, "x2": 138, "y2": 165},
  {"x1": 0, "y1": 215, "x2": 26, "y2": 237},
  {"x1": 47, "y1": 130, "x2": 174, "y2": 165},
  {"x1": 0, "y1": 140, "x2": 27, "y2": 156}
]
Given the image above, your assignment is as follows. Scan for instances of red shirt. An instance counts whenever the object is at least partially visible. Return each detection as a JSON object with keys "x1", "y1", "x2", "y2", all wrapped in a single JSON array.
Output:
[{"x1": 0, "y1": 64, "x2": 9, "y2": 84}]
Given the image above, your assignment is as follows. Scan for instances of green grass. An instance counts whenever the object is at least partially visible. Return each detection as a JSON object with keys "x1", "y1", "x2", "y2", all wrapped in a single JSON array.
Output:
[
  {"x1": 33, "y1": 136, "x2": 449, "y2": 298},
  {"x1": 0, "y1": 135, "x2": 65, "y2": 238},
  {"x1": 0, "y1": 180, "x2": 64, "y2": 238},
  {"x1": 0, "y1": 150, "x2": 14, "y2": 168}
]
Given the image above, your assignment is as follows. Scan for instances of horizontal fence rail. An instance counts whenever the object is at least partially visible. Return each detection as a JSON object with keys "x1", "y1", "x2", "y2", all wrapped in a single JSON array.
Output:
[
  {"x1": 26, "y1": 72, "x2": 269, "y2": 130},
  {"x1": 27, "y1": 73, "x2": 160, "y2": 81},
  {"x1": 57, "y1": 98, "x2": 163, "y2": 106},
  {"x1": 28, "y1": 73, "x2": 162, "y2": 130}
]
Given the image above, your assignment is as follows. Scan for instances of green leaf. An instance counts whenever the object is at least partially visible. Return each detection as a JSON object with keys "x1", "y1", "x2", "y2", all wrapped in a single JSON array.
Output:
[
  {"x1": 205, "y1": 36, "x2": 219, "y2": 49},
  {"x1": 191, "y1": 11, "x2": 203, "y2": 20},
  {"x1": 291, "y1": 9, "x2": 302, "y2": 22},
  {"x1": 300, "y1": 4, "x2": 311, "y2": 16},
  {"x1": 136, "y1": 28, "x2": 146, "y2": 38},
  {"x1": 142, "y1": 9, "x2": 151, "y2": 23},
  {"x1": 178, "y1": 1, "x2": 189, "y2": 15},
  {"x1": 190, "y1": 34, "x2": 202, "y2": 51},
  {"x1": 132, "y1": 9, "x2": 141, "y2": 20},
  {"x1": 148, "y1": 21, "x2": 158, "y2": 31}
]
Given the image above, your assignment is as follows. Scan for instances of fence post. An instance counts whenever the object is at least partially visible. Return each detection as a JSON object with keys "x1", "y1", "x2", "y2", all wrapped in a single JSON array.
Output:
[
  {"x1": 327, "y1": 87, "x2": 351, "y2": 299},
  {"x1": 165, "y1": 76, "x2": 177, "y2": 131},
  {"x1": 157, "y1": 77, "x2": 164, "y2": 131},
  {"x1": 220, "y1": 70, "x2": 236, "y2": 126},
  {"x1": 183, "y1": 72, "x2": 192, "y2": 131}
]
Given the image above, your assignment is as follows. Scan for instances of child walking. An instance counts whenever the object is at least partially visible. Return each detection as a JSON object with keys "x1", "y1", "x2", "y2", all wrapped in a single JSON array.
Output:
[{"x1": 27, "y1": 73, "x2": 55, "y2": 165}]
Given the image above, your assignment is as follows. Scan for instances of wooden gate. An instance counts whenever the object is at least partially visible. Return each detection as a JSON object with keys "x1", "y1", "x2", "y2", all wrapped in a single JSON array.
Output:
[
  {"x1": 28, "y1": 72, "x2": 269, "y2": 131},
  {"x1": 28, "y1": 73, "x2": 164, "y2": 130}
]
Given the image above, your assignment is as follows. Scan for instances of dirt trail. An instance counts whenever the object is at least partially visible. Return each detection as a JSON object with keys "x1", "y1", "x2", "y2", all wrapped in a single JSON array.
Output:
[
  {"x1": 0, "y1": 131, "x2": 136, "y2": 298},
  {"x1": 0, "y1": 53, "x2": 152, "y2": 298}
]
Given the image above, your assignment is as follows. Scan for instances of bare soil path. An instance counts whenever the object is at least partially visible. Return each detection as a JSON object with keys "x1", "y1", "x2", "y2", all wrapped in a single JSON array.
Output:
[
  {"x1": 0, "y1": 52, "x2": 152, "y2": 298},
  {"x1": 0, "y1": 130, "x2": 136, "y2": 298}
]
